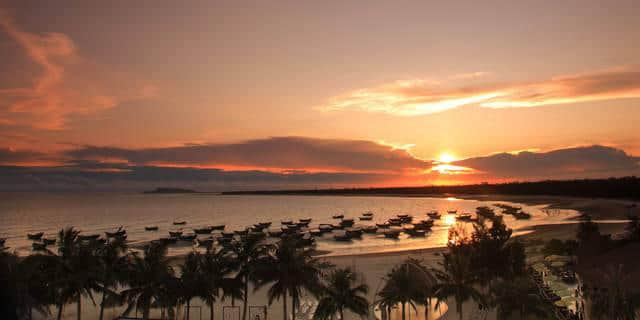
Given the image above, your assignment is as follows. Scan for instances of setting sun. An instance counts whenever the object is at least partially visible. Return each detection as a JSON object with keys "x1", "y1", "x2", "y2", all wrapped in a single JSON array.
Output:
[{"x1": 438, "y1": 153, "x2": 456, "y2": 163}]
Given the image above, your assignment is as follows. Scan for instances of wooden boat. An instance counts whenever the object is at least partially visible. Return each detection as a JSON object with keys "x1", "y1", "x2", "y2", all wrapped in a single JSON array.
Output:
[
  {"x1": 345, "y1": 227, "x2": 363, "y2": 238},
  {"x1": 296, "y1": 221, "x2": 310, "y2": 227},
  {"x1": 318, "y1": 224, "x2": 333, "y2": 232},
  {"x1": 299, "y1": 218, "x2": 312, "y2": 223},
  {"x1": 310, "y1": 229, "x2": 323, "y2": 236},
  {"x1": 406, "y1": 229, "x2": 426, "y2": 237},
  {"x1": 332, "y1": 214, "x2": 344, "y2": 219},
  {"x1": 333, "y1": 231, "x2": 351, "y2": 242},
  {"x1": 388, "y1": 218, "x2": 402, "y2": 226},
  {"x1": 27, "y1": 232, "x2": 44, "y2": 240},
  {"x1": 447, "y1": 210, "x2": 457, "y2": 214},
  {"x1": 427, "y1": 211, "x2": 441, "y2": 219},
  {"x1": 363, "y1": 225, "x2": 378, "y2": 234},
  {"x1": 457, "y1": 214, "x2": 473, "y2": 221},
  {"x1": 281, "y1": 220, "x2": 293, "y2": 225},
  {"x1": 179, "y1": 233, "x2": 197, "y2": 241},
  {"x1": 359, "y1": 216, "x2": 373, "y2": 221},
  {"x1": 221, "y1": 231, "x2": 235, "y2": 238},
  {"x1": 376, "y1": 222, "x2": 390, "y2": 228},
  {"x1": 268, "y1": 228, "x2": 283, "y2": 237},
  {"x1": 413, "y1": 219, "x2": 434, "y2": 229},
  {"x1": 78, "y1": 234, "x2": 101, "y2": 240},
  {"x1": 42, "y1": 238, "x2": 56, "y2": 245},
  {"x1": 340, "y1": 218, "x2": 355, "y2": 227},
  {"x1": 383, "y1": 230, "x2": 401, "y2": 239},
  {"x1": 173, "y1": 220, "x2": 187, "y2": 225},
  {"x1": 234, "y1": 229, "x2": 249, "y2": 236},
  {"x1": 32, "y1": 242, "x2": 47, "y2": 250},
  {"x1": 397, "y1": 214, "x2": 413, "y2": 223},
  {"x1": 194, "y1": 227, "x2": 213, "y2": 234},
  {"x1": 211, "y1": 224, "x2": 226, "y2": 230},
  {"x1": 145, "y1": 226, "x2": 159, "y2": 231},
  {"x1": 362, "y1": 211, "x2": 374, "y2": 217},
  {"x1": 169, "y1": 230, "x2": 183, "y2": 237},
  {"x1": 247, "y1": 232, "x2": 266, "y2": 240},
  {"x1": 332, "y1": 223, "x2": 344, "y2": 230}
]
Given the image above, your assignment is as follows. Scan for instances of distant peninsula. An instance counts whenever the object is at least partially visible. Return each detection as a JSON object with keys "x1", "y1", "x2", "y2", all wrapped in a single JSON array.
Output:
[{"x1": 143, "y1": 187, "x2": 198, "y2": 194}]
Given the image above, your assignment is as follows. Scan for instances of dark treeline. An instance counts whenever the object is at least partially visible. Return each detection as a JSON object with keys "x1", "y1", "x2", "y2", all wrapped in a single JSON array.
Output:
[{"x1": 223, "y1": 176, "x2": 640, "y2": 200}]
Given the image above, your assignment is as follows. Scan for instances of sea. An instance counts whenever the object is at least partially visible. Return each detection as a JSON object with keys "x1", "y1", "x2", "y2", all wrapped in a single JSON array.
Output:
[{"x1": 0, "y1": 192, "x2": 580, "y2": 257}]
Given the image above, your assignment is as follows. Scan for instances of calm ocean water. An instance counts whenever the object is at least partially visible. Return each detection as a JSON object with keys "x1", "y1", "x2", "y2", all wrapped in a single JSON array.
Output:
[{"x1": 0, "y1": 192, "x2": 579, "y2": 257}]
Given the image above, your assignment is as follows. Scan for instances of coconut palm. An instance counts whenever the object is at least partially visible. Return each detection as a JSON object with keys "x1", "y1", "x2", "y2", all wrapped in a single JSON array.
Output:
[
  {"x1": 96, "y1": 237, "x2": 129, "y2": 320},
  {"x1": 201, "y1": 247, "x2": 236, "y2": 320},
  {"x1": 231, "y1": 235, "x2": 271, "y2": 320},
  {"x1": 434, "y1": 247, "x2": 484, "y2": 320},
  {"x1": 121, "y1": 242, "x2": 175, "y2": 319},
  {"x1": 256, "y1": 237, "x2": 330, "y2": 320},
  {"x1": 52, "y1": 227, "x2": 102, "y2": 320},
  {"x1": 313, "y1": 267, "x2": 369, "y2": 320},
  {"x1": 490, "y1": 277, "x2": 547, "y2": 320},
  {"x1": 376, "y1": 263, "x2": 420, "y2": 320}
]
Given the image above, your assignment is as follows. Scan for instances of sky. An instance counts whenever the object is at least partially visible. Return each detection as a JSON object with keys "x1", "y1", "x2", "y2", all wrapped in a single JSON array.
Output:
[{"x1": 1, "y1": 1, "x2": 639, "y2": 191}]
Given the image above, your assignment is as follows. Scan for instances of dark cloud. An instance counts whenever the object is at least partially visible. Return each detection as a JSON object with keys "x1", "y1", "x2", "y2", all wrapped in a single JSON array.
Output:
[
  {"x1": 455, "y1": 145, "x2": 640, "y2": 179},
  {"x1": 0, "y1": 147, "x2": 44, "y2": 164},
  {"x1": 66, "y1": 136, "x2": 430, "y2": 173}
]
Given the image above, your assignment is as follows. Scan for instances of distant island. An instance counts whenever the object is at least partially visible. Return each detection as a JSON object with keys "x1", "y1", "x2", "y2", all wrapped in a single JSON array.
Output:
[
  {"x1": 143, "y1": 187, "x2": 198, "y2": 194},
  {"x1": 222, "y1": 176, "x2": 640, "y2": 200}
]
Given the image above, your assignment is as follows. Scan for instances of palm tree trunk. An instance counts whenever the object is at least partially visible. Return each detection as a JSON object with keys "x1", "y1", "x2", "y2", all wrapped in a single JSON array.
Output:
[
  {"x1": 209, "y1": 299, "x2": 215, "y2": 320},
  {"x1": 99, "y1": 289, "x2": 106, "y2": 320},
  {"x1": 283, "y1": 291, "x2": 288, "y2": 320},
  {"x1": 457, "y1": 300, "x2": 462, "y2": 320},
  {"x1": 186, "y1": 299, "x2": 191, "y2": 320},
  {"x1": 57, "y1": 304, "x2": 63, "y2": 320},
  {"x1": 339, "y1": 307, "x2": 344, "y2": 320},
  {"x1": 242, "y1": 275, "x2": 249, "y2": 320},
  {"x1": 77, "y1": 295, "x2": 82, "y2": 320},
  {"x1": 401, "y1": 302, "x2": 406, "y2": 320}
]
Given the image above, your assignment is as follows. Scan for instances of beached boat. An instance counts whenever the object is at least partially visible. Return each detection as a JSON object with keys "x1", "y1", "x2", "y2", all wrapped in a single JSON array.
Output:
[
  {"x1": 310, "y1": 229, "x2": 323, "y2": 236},
  {"x1": 179, "y1": 233, "x2": 197, "y2": 241},
  {"x1": 362, "y1": 211, "x2": 374, "y2": 216},
  {"x1": 447, "y1": 210, "x2": 457, "y2": 214},
  {"x1": 363, "y1": 225, "x2": 378, "y2": 234},
  {"x1": 427, "y1": 211, "x2": 441, "y2": 219},
  {"x1": 281, "y1": 219, "x2": 293, "y2": 225},
  {"x1": 222, "y1": 231, "x2": 235, "y2": 238},
  {"x1": 340, "y1": 218, "x2": 355, "y2": 227},
  {"x1": 397, "y1": 214, "x2": 413, "y2": 223},
  {"x1": 413, "y1": 219, "x2": 434, "y2": 229},
  {"x1": 359, "y1": 215, "x2": 373, "y2": 221},
  {"x1": 194, "y1": 227, "x2": 214, "y2": 234},
  {"x1": 145, "y1": 226, "x2": 159, "y2": 231},
  {"x1": 383, "y1": 230, "x2": 401, "y2": 239},
  {"x1": 173, "y1": 220, "x2": 187, "y2": 225},
  {"x1": 169, "y1": 230, "x2": 183, "y2": 237},
  {"x1": 333, "y1": 231, "x2": 351, "y2": 242},
  {"x1": 318, "y1": 224, "x2": 333, "y2": 232},
  {"x1": 211, "y1": 224, "x2": 226, "y2": 230},
  {"x1": 235, "y1": 229, "x2": 249, "y2": 236},
  {"x1": 268, "y1": 228, "x2": 283, "y2": 237},
  {"x1": 299, "y1": 218, "x2": 312, "y2": 223},
  {"x1": 332, "y1": 214, "x2": 344, "y2": 219},
  {"x1": 27, "y1": 232, "x2": 44, "y2": 240},
  {"x1": 376, "y1": 222, "x2": 390, "y2": 228},
  {"x1": 388, "y1": 218, "x2": 402, "y2": 226},
  {"x1": 457, "y1": 214, "x2": 473, "y2": 221},
  {"x1": 297, "y1": 221, "x2": 310, "y2": 227},
  {"x1": 78, "y1": 234, "x2": 101, "y2": 240},
  {"x1": 345, "y1": 227, "x2": 363, "y2": 238},
  {"x1": 406, "y1": 229, "x2": 426, "y2": 237}
]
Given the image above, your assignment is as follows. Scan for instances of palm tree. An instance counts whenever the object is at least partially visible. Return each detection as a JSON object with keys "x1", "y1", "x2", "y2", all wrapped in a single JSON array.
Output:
[
  {"x1": 313, "y1": 267, "x2": 369, "y2": 320},
  {"x1": 96, "y1": 237, "x2": 129, "y2": 320},
  {"x1": 52, "y1": 227, "x2": 102, "y2": 320},
  {"x1": 588, "y1": 264, "x2": 639, "y2": 320},
  {"x1": 376, "y1": 263, "x2": 420, "y2": 320},
  {"x1": 403, "y1": 258, "x2": 438, "y2": 320},
  {"x1": 201, "y1": 247, "x2": 235, "y2": 320},
  {"x1": 434, "y1": 247, "x2": 484, "y2": 320},
  {"x1": 231, "y1": 235, "x2": 271, "y2": 320},
  {"x1": 255, "y1": 237, "x2": 330, "y2": 320},
  {"x1": 490, "y1": 277, "x2": 547, "y2": 320},
  {"x1": 121, "y1": 242, "x2": 175, "y2": 319}
]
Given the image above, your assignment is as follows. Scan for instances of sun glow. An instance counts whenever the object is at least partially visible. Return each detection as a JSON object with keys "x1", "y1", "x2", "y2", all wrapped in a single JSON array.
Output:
[{"x1": 438, "y1": 153, "x2": 456, "y2": 163}]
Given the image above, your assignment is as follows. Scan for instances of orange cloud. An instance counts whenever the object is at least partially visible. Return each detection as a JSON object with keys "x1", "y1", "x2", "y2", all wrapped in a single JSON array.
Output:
[
  {"x1": 0, "y1": 10, "x2": 157, "y2": 130},
  {"x1": 319, "y1": 66, "x2": 640, "y2": 116}
]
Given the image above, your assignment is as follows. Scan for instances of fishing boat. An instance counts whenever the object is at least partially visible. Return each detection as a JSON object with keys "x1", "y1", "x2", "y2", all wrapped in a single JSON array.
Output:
[
  {"x1": 413, "y1": 219, "x2": 434, "y2": 229},
  {"x1": 78, "y1": 234, "x2": 101, "y2": 240},
  {"x1": 333, "y1": 231, "x2": 351, "y2": 242},
  {"x1": 397, "y1": 214, "x2": 413, "y2": 223},
  {"x1": 388, "y1": 218, "x2": 402, "y2": 226},
  {"x1": 363, "y1": 225, "x2": 378, "y2": 234},
  {"x1": 235, "y1": 229, "x2": 249, "y2": 236},
  {"x1": 345, "y1": 227, "x2": 363, "y2": 238},
  {"x1": 173, "y1": 220, "x2": 187, "y2": 225},
  {"x1": 211, "y1": 224, "x2": 226, "y2": 230},
  {"x1": 383, "y1": 230, "x2": 401, "y2": 239},
  {"x1": 362, "y1": 211, "x2": 374, "y2": 217},
  {"x1": 221, "y1": 231, "x2": 235, "y2": 239},
  {"x1": 359, "y1": 215, "x2": 373, "y2": 221},
  {"x1": 340, "y1": 218, "x2": 355, "y2": 227},
  {"x1": 299, "y1": 218, "x2": 312, "y2": 223},
  {"x1": 318, "y1": 224, "x2": 333, "y2": 232},
  {"x1": 27, "y1": 232, "x2": 44, "y2": 240},
  {"x1": 310, "y1": 229, "x2": 323, "y2": 236},
  {"x1": 427, "y1": 211, "x2": 441, "y2": 219},
  {"x1": 332, "y1": 214, "x2": 344, "y2": 219},
  {"x1": 447, "y1": 209, "x2": 457, "y2": 214},
  {"x1": 281, "y1": 219, "x2": 293, "y2": 225},
  {"x1": 457, "y1": 214, "x2": 473, "y2": 221},
  {"x1": 406, "y1": 229, "x2": 426, "y2": 237},
  {"x1": 297, "y1": 221, "x2": 310, "y2": 227},
  {"x1": 194, "y1": 227, "x2": 214, "y2": 234},
  {"x1": 268, "y1": 228, "x2": 283, "y2": 237},
  {"x1": 145, "y1": 226, "x2": 159, "y2": 231},
  {"x1": 169, "y1": 230, "x2": 183, "y2": 237},
  {"x1": 376, "y1": 222, "x2": 390, "y2": 228},
  {"x1": 179, "y1": 233, "x2": 197, "y2": 241}
]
